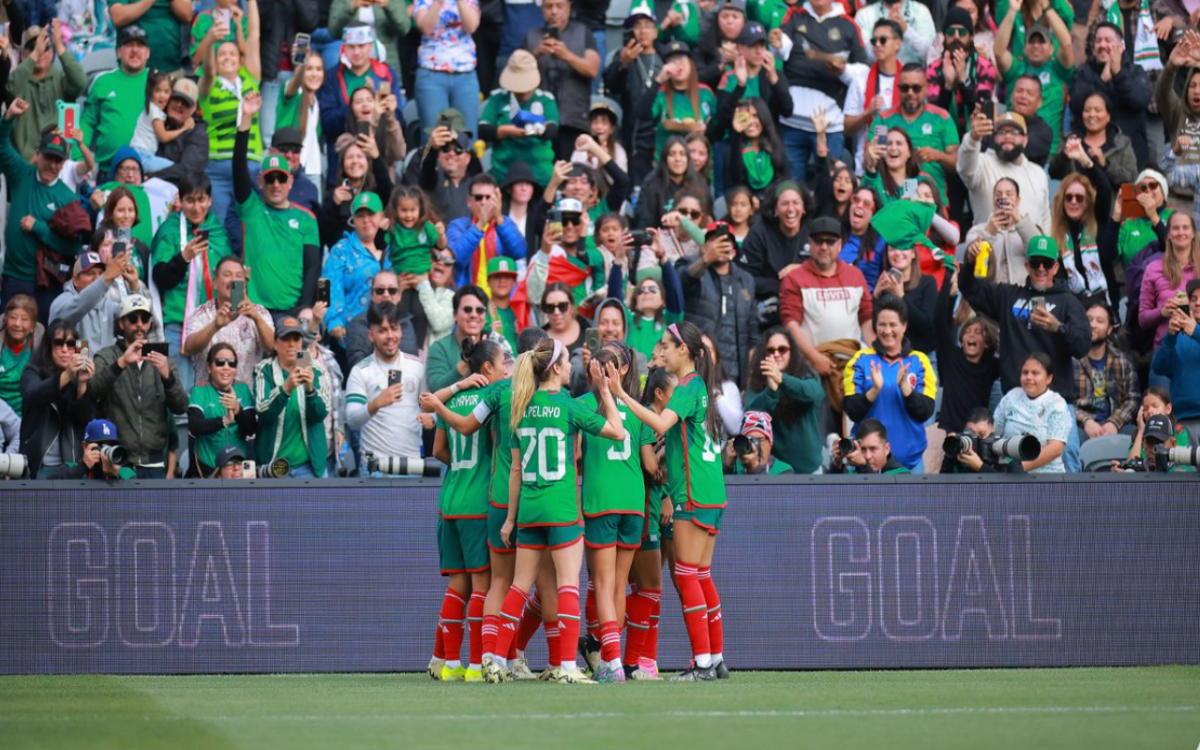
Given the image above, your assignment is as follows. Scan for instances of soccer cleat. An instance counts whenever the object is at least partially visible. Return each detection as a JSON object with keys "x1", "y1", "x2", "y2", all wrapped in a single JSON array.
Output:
[
  {"x1": 555, "y1": 667, "x2": 597, "y2": 684},
  {"x1": 440, "y1": 664, "x2": 466, "y2": 682},
  {"x1": 537, "y1": 667, "x2": 559, "y2": 682},
  {"x1": 629, "y1": 667, "x2": 662, "y2": 681},
  {"x1": 508, "y1": 657, "x2": 537, "y2": 681},
  {"x1": 594, "y1": 665, "x2": 626, "y2": 684},
  {"x1": 580, "y1": 635, "x2": 602, "y2": 675},
  {"x1": 714, "y1": 660, "x2": 731, "y2": 680},
  {"x1": 669, "y1": 665, "x2": 717, "y2": 682},
  {"x1": 481, "y1": 657, "x2": 509, "y2": 684},
  {"x1": 427, "y1": 657, "x2": 445, "y2": 680},
  {"x1": 637, "y1": 660, "x2": 660, "y2": 680},
  {"x1": 464, "y1": 666, "x2": 485, "y2": 683}
]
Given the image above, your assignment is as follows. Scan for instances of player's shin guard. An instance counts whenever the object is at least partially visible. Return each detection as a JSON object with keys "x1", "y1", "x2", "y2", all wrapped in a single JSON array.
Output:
[
  {"x1": 516, "y1": 589, "x2": 543, "y2": 652},
  {"x1": 674, "y1": 563, "x2": 711, "y2": 662},
  {"x1": 623, "y1": 589, "x2": 657, "y2": 665},
  {"x1": 439, "y1": 588, "x2": 468, "y2": 665},
  {"x1": 697, "y1": 567, "x2": 723, "y2": 658},
  {"x1": 492, "y1": 585, "x2": 527, "y2": 663},
  {"x1": 467, "y1": 591, "x2": 486, "y2": 666},
  {"x1": 557, "y1": 586, "x2": 581, "y2": 668},
  {"x1": 545, "y1": 619, "x2": 562, "y2": 667},
  {"x1": 584, "y1": 579, "x2": 599, "y2": 639}
]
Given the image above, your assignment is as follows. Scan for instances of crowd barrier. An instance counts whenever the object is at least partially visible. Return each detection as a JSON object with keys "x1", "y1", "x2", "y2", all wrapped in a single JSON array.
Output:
[{"x1": 1, "y1": 475, "x2": 1197, "y2": 674}]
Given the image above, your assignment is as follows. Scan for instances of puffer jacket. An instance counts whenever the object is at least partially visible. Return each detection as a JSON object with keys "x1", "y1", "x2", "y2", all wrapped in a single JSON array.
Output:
[
  {"x1": 89, "y1": 340, "x2": 189, "y2": 466},
  {"x1": 676, "y1": 255, "x2": 759, "y2": 389},
  {"x1": 1047, "y1": 124, "x2": 1138, "y2": 190},
  {"x1": 19, "y1": 366, "x2": 96, "y2": 477}
]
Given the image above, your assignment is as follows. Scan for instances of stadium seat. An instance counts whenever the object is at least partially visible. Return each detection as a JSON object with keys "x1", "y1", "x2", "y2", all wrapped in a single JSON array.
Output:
[{"x1": 1078, "y1": 434, "x2": 1133, "y2": 473}]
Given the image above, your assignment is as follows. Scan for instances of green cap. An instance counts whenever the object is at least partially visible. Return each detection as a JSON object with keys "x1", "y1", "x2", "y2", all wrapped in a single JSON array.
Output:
[
  {"x1": 351, "y1": 191, "x2": 383, "y2": 214},
  {"x1": 1027, "y1": 235, "x2": 1059, "y2": 261},
  {"x1": 262, "y1": 153, "x2": 290, "y2": 176},
  {"x1": 635, "y1": 266, "x2": 663, "y2": 284},
  {"x1": 487, "y1": 256, "x2": 518, "y2": 276},
  {"x1": 870, "y1": 200, "x2": 935, "y2": 250}
]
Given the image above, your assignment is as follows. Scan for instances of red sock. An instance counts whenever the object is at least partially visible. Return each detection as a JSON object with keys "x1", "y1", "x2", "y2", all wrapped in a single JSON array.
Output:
[
  {"x1": 516, "y1": 589, "x2": 543, "y2": 652},
  {"x1": 584, "y1": 580, "x2": 599, "y2": 639},
  {"x1": 492, "y1": 585, "x2": 527, "y2": 662},
  {"x1": 623, "y1": 589, "x2": 658, "y2": 665},
  {"x1": 599, "y1": 620, "x2": 621, "y2": 662},
  {"x1": 482, "y1": 614, "x2": 499, "y2": 658},
  {"x1": 698, "y1": 567, "x2": 723, "y2": 656},
  {"x1": 646, "y1": 595, "x2": 661, "y2": 661},
  {"x1": 545, "y1": 619, "x2": 561, "y2": 667},
  {"x1": 467, "y1": 591, "x2": 486, "y2": 666},
  {"x1": 439, "y1": 588, "x2": 468, "y2": 663},
  {"x1": 674, "y1": 563, "x2": 710, "y2": 659},
  {"x1": 557, "y1": 585, "x2": 581, "y2": 667}
]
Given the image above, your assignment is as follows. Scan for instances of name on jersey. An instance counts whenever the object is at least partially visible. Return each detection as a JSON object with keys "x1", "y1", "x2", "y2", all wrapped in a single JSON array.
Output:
[
  {"x1": 524, "y1": 405, "x2": 561, "y2": 419},
  {"x1": 452, "y1": 393, "x2": 480, "y2": 408}
]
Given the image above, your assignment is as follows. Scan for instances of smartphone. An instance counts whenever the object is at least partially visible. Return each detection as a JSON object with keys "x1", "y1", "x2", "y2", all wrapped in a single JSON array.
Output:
[
  {"x1": 1030, "y1": 296, "x2": 1046, "y2": 312},
  {"x1": 546, "y1": 209, "x2": 563, "y2": 238},
  {"x1": 873, "y1": 125, "x2": 888, "y2": 146},
  {"x1": 355, "y1": 121, "x2": 371, "y2": 138},
  {"x1": 76, "y1": 339, "x2": 89, "y2": 360},
  {"x1": 629, "y1": 229, "x2": 650, "y2": 247},
  {"x1": 57, "y1": 101, "x2": 79, "y2": 137},
  {"x1": 142, "y1": 342, "x2": 170, "y2": 358},
  {"x1": 195, "y1": 228, "x2": 210, "y2": 242},
  {"x1": 294, "y1": 350, "x2": 311, "y2": 368},
  {"x1": 112, "y1": 241, "x2": 128, "y2": 258},
  {"x1": 291, "y1": 32, "x2": 311, "y2": 65},
  {"x1": 116, "y1": 227, "x2": 132, "y2": 245},
  {"x1": 317, "y1": 278, "x2": 331, "y2": 305},
  {"x1": 215, "y1": 7, "x2": 232, "y2": 25},
  {"x1": 241, "y1": 460, "x2": 256, "y2": 479},
  {"x1": 388, "y1": 370, "x2": 403, "y2": 387},
  {"x1": 996, "y1": 197, "x2": 1010, "y2": 210},
  {"x1": 585, "y1": 328, "x2": 601, "y2": 356},
  {"x1": 229, "y1": 280, "x2": 245, "y2": 309},
  {"x1": 623, "y1": 28, "x2": 635, "y2": 47},
  {"x1": 1181, "y1": 304, "x2": 1192, "y2": 317},
  {"x1": 546, "y1": 27, "x2": 560, "y2": 40},
  {"x1": 1119, "y1": 184, "x2": 1147, "y2": 220},
  {"x1": 981, "y1": 100, "x2": 995, "y2": 121},
  {"x1": 887, "y1": 267, "x2": 903, "y2": 282},
  {"x1": 902, "y1": 178, "x2": 920, "y2": 200}
]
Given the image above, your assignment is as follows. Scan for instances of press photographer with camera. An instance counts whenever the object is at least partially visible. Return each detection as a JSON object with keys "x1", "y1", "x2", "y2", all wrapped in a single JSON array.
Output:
[
  {"x1": 828, "y1": 418, "x2": 911, "y2": 475},
  {"x1": 1113, "y1": 414, "x2": 1199, "y2": 473},
  {"x1": 723, "y1": 411, "x2": 793, "y2": 475},
  {"x1": 53, "y1": 419, "x2": 135, "y2": 481},
  {"x1": 993, "y1": 352, "x2": 1071, "y2": 474},
  {"x1": 940, "y1": 407, "x2": 1034, "y2": 474}
]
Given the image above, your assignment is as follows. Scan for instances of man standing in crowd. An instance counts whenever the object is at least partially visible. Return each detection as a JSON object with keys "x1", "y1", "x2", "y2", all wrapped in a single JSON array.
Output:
[
  {"x1": 1069, "y1": 22, "x2": 1151, "y2": 167},
  {"x1": 183, "y1": 257, "x2": 276, "y2": 387},
  {"x1": 448, "y1": 175, "x2": 527, "y2": 288},
  {"x1": 869, "y1": 64, "x2": 959, "y2": 204},
  {"x1": 253, "y1": 317, "x2": 329, "y2": 478},
  {"x1": 49, "y1": 251, "x2": 140, "y2": 353},
  {"x1": 346, "y1": 302, "x2": 427, "y2": 469},
  {"x1": 425, "y1": 285, "x2": 504, "y2": 391},
  {"x1": 405, "y1": 115, "x2": 483, "y2": 222},
  {"x1": 679, "y1": 222, "x2": 758, "y2": 388},
  {"x1": 995, "y1": 5, "x2": 1073, "y2": 155},
  {"x1": 82, "y1": 25, "x2": 151, "y2": 174},
  {"x1": 925, "y1": 7, "x2": 997, "y2": 139},
  {"x1": 854, "y1": 0, "x2": 934, "y2": 66},
  {"x1": 153, "y1": 77, "x2": 211, "y2": 189},
  {"x1": 990, "y1": 74, "x2": 1053, "y2": 167},
  {"x1": 524, "y1": 0, "x2": 600, "y2": 157},
  {"x1": 346, "y1": 270, "x2": 422, "y2": 366},
  {"x1": 1074, "y1": 302, "x2": 1140, "y2": 442},
  {"x1": 89, "y1": 295, "x2": 189, "y2": 479},
  {"x1": 844, "y1": 19, "x2": 903, "y2": 172},
  {"x1": 958, "y1": 109, "x2": 1050, "y2": 230},
  {"x1": 604, "y1": 4, "x2": 661, "y2": 186},
  {"x1": 109, "y1": 0, "x2": 188, "y2": 74},
  {"x1": 7, "y1": 21, "x2": 85, "y2": 160}
]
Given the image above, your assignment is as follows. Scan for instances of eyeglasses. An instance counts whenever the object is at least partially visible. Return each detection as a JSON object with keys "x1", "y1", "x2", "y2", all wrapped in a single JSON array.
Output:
[
  {"x1": 373, "y1": 286, "x2": 400, "y2": 295},
  {"x1": 470, "y1": 193, "x2": 492, "y2": 201},
  {"x1": 52, "y1": 338, "x2": 76, "y2": 349},
  {"x1": 263, "y1": 172, "x2": 289, "y2": 185},
  {"x1": 637, "y1": 285, "x2": 661, "y2": 295},
  {"x1": 1029, "y1": 257, "x2": 1056, "y2": 271},
  {"x1": 945, "y1": 26, "x2": 971, "y2": 37},
  {"x1": 1064, "y1": 193, "x2": 1088, "y2": 204},
  {"x1": 898, "y1": 84, "x2": 924, "y2": 93},
  {"x1": 870, "y1": 36, "x2": 895, "y2": 45},
  {"x1": 680, "y1": 208, "x2": 703, "y2": 220},
  {"x1": 766, "y1": 345, "x2": 791, "y2": 356},
  {"x1": 214, "y1": 357, "x2": 238, "y2": 368},
  {"x1": 1139, "y1": 183, "x2": 1160, "y2": 193},
  {"x1": 126, "y1": 312, "x2": 152, "y2": 325},
  {"x1": 541, "y1": 301, "x2": 571, "y2": 314}
]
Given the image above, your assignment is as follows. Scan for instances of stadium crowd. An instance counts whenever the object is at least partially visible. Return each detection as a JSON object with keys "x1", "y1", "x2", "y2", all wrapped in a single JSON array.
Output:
[{"x1": 2, "y1": 0, "x2": 1200, "y2": 481}]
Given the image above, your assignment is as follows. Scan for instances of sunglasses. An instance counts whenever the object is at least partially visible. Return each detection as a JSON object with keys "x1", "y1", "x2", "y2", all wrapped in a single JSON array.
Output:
[
  {"x1": 470, "y1": 193, "x2": 492, "y2": 201},
  {"x1": 898, "y1": 84, "x2": 924, "y2": 93},
  {"x1": 945, "y1": 26, "x2": 971, "y2": 37},
  {"x1": 541, "y1": 301, "x2": 571, "y2": 314},
  {"x1": 263, "y1": 172, "x2": 289, "y2": 185},
  {"x1": 810, "y1": 235, "x2": 840, "y2": 246},
  {"x1": 441, "y1": 145, "x2": 466, "y2": 155},
  {"x1": 766, "y1": 345, "x2": 791, "y2": 356},
  {"x1": 562, "y1": 215, "x2": 583, "y2": 226},
  {"x1": 126, "y1": 312, "x2": 152, "y2": 325},
  {"x1": 637, "y1": 285, "x2": 661, "y2": 295},
  {"x1": 52, "y1": 338, "x2": 77, "y2": 349},
  {"x1": 459, "y1": 305, "x2": 487, "y2": 316},
  {"x1": 680, "y1": 208, "x2": 703, "y2": 220},
  {"x1": 433, "y1": 254, "x2": 455, "y2": 264},
  {"x1": 1139, "y1": 183, "x2": 1159, "y2": 193},
  {"x1": 870, "y1": 36, "x2": 895, "y2": 45},
  {"x1": 276, "y1": 146, "x2": 301, "y2": 155},
  {"x1": 373, "y1": 286, "x2": 400, "y2": 295},
  {"x1": 1029, "y1": 257, "x2": 1056, "y2": 270},
  {"x1": 1064, "y1": 193, "x2": 1088, "y2": 204},
  {"x1": 214, "y1": 357, "x2": 238, "y2": 368}
]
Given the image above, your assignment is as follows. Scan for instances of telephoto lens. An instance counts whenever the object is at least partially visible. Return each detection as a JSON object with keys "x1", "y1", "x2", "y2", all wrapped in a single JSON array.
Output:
[
  {"x1": 0, "y1": 453, "x2": 28, "y2": 478},
  {"x1": 365, "y1": 453, "x2": 441, "y2": 477},
  {"x1": 1167, "y1": 445, "x2": 1200, "y2": 467},
  {"x1": 984, "y1": 435, "x2": 1040, "y2": 462},
  {"x1": 99, "y1": 445, "x2": 128, "y2": 465},
  {"x1": 257, "y1": 459, "x2": 290, "y2": 478},
  {"x1": 942, "y1": 434, "x2": 973, "y2": 457}
]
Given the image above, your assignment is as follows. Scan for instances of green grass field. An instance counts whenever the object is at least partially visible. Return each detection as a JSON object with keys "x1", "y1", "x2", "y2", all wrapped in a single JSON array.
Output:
[{"x1": 1, "y1": 667, "x2": 1197, "y2": 750}]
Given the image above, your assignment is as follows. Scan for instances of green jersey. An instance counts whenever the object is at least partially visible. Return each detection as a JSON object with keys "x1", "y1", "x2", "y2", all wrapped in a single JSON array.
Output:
[
  {"x1": 190, "y1": 10, "x2": 249, "y2": 60},
  {"x1": 664, "y1": 372, "x2": 725, "y2": 509},
  {"x1": 387, "y1": 221, "x2": 437, "y2": 275},
  {"x1": 749, "y1": 0, "x2": 789, "y2": 29},
  {"x1": 238, "y1": 190, "x2": 319, "y2": 311},
  {"x1": 661, "y1": 0, "x2": 701, "y2": 45},
  {"x1": 111, "y1": 0, "x2": 183, "y2": 73},
  {"x1": 82, "y1": 66, "x2": 148, "y2": 170},
  {"x1": 625, "y1": 310, "x2": 681, "y2": 363},
  {"x1": 0, "y1": 120, "x2": 81, "y2": 282},
  {"x1": 1003, "y1": 57, "x2": 1071, "y2": 152},
  {"x1": 1118, "y1": 211, "x2": 1172, "y2": 267},
  {"x1": 510, "y1": 389, "x2": 606, "y2": 526},
  {"x1": 275, "y1": 378, "x2": 310, "y2": 468},
  {"x1": 437, "y1": 389, "x2": 493, "y2": 518},
  {"x1": 473, "y1": 380, "x2": 515, "y2": 507},
  {"x1": 188, "y1": 382, "x2": 253, "y2": 469},
  {"x1": 0, "y1": 338, "x2": 32, "y2": 416},
  {"x1": 199, "y1": 68, "x2": 263, "y2": 161},
  {"x1": 578, "y1": 394, "x2": 653, "y2": 516},
  {"x1": 870, "y1": 105, "x2": 959, "y2": 201},
  {"x1": 150, "y1": 211, "x2": 232, "y2": 326},
  {"x1": 96, "y1": 183, "x2": 159, "y2": 252},
  {"x1": 652, "y1": 86, "x2": 717, "y2": 161},
  {"x1": 479, "y1": 88, "x2": 560, "y2": 186}
]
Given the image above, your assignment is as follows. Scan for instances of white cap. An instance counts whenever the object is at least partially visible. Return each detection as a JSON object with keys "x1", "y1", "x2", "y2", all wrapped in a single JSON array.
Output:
[{"x1": 119, "y1": 294, "x2": 153, "y2": 318}]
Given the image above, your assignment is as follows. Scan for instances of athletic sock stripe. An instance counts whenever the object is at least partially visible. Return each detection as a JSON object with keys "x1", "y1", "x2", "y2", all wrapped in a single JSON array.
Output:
[
  {"x1": 500, "y1": 613, "x2": 521, "y2": 624},
  {"x1": 682, "y1": 605, "x2": 706, "y2": 614},
  {"x1": 559, "y1": 613, "x2": 581, "y2": 622},
  {"x1": 627, "y1": 622, "x2": 650, "y2": 631},
  {"x1": 558, "y1": 586, "x2": 579, "y2": 595}
]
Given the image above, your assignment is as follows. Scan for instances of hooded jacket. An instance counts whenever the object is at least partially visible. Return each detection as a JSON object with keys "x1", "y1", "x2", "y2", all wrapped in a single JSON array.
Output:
[
  {"x1": 959, "y1": 271, "x2": 1091, "y2": 402},
  {"x1": 48, "y1": 275, "x2": 133, "y2": 352},
  {"x1": 567, "y1": 298, "x2": 650, "y2": 397},
  {"x1": 677, "y1": 255, "x2": 759, "y2": 389}
]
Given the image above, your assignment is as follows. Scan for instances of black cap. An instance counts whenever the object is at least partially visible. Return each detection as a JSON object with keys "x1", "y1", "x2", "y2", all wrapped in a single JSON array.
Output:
[
  {"x1": 737, "y1": 22, "x2": 767, "y2": 46},
  {"x1": 809, "y1": 216, "x2": 843, "y2": 238},
  {"x1": 38, "y1": 131, "x2": 70, "y2": 160},
  {"x1": 663, "y1": 40, "x2": 691, "y2": 59},
  {"x1": 215, "y1": 445, "x2": 247, "y2": 467},
  {"x1": 117, "y1": 24, "x2": 148, "y2": 47},
  {"x1": 1144, "y1": 414, "x2": 1175, "y2": 443},
  {"x1": 943, "y1": 6, "x2": 973, "y2": 32},
  {"x1": 272, "y1": 127, "x2": 304, "y2": 149}
]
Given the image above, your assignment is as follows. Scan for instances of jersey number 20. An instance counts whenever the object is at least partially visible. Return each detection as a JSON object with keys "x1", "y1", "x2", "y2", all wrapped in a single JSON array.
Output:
[{"x1": 517, "y1": 427, "x2": 567, "y2": 481}]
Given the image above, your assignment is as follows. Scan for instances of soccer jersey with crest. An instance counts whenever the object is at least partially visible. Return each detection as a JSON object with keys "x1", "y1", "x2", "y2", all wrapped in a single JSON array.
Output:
[
  {"x1": 437, "y1": 389, "x2": 492, "y2": 519},
  {"x1": 510, "y1": 390, "x2": 607, "y2": 526},
  {"x1": 665, "y1": 373, "x2": 726, "y2": 510},
  {"x1": 577, "y1": 394, "x2": 653, "y2": 517},
  {"x1": 470, "y1": 380, "x2": 515, "y2": 508}
]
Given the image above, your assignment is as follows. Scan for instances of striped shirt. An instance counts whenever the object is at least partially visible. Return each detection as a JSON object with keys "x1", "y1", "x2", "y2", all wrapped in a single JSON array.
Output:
[{"x1": 200, "y1": 68, "x2": 263, "y2": 161}]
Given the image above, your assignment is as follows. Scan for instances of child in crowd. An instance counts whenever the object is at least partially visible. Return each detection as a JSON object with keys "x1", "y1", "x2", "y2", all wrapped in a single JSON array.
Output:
[{"x1": 129, "y1": 71, "x2": 189, "y2": 175}]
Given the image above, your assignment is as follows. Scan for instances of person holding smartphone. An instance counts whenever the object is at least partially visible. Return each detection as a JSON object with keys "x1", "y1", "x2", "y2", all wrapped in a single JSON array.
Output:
[
  {"x1": 7, "y1": 21, "x2": 86, "y2": 161},
  {"x1": 963, "y1": 176, "x2": 1040, "y2": 286},
  {"x1": 252, "y1": 316, "x2": 329, "y2": 478},
  {"x1": 187, "y1": 342, "x2": 258, "y2": 478}
]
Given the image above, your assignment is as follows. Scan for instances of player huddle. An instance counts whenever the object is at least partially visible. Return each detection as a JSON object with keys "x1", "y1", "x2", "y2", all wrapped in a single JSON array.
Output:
[{"x1": 419, "y1": 321, "x2": 728, "y2": 683}]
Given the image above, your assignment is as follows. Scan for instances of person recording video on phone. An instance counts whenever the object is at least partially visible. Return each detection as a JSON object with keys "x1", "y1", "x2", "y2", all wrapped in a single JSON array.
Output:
[
  {"x1": 963, "y1": 177, "x2": 1041, "y2": 286},
  {"x1": 252, "y1": 316, "x2": 330, "y2": 478},
  {"x1": 89, "y1": 295, "x2": 189, "y2": 479},
  {"x1": 182, "y1": 256, "x2": 276, "y2": 388},
  {"x1": 50, "y1": 249, "x2": 141, "y2": 353}
]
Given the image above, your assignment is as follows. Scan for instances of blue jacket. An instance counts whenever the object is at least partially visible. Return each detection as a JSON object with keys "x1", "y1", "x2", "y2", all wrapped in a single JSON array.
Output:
[
  {"x1": 317, "y1": 60, "x2": 405, "y2": 188},
  {"x1": 843, "y1": 344, "x2": 938, "y2": 469},
  {"x1": 1151, "y1": 327, "x2": 1200, "y2": 420},
  {"x1": 446, "y1": 216, "x2": 526, "y2": 288},
  {"x1": 321, "y1": 231, "x2": 392, "y2": 333}
]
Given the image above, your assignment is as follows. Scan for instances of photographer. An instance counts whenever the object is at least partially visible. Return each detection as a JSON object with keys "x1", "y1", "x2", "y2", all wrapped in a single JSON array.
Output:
[
  {"x1": 723, "y1": 411, "x2": 793, "y2": 475},
  {"x1": 53, "y1": 419, "x2": 136, "y2": 481},
  {"x1": 940, "y1": 407, "x2": 1026, "y2": 474},
  {"x1": 1114, "y1": 415, "x2": 1194, "y2": 474},
  {"x1": 828, "y1": 418, "x2": 910, "y2": 475},
  {"x1": 345, "y1": 302, "x2": 427, "y2": 472}
]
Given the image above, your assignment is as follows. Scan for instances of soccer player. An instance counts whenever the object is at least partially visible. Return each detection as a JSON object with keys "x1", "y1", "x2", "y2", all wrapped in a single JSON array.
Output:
[
  {"x1": 609, "y1": 321, "x2": 729, "y2": 681},
  {"x1": 579, "y1": 343, "x2": 657, "y2": 683},
  {"x1": 429, "y1": 337, "x2": 507, "y2": 682},
  {"x1": 482, "y1": 339, "x2": 626, "y2": 684}
]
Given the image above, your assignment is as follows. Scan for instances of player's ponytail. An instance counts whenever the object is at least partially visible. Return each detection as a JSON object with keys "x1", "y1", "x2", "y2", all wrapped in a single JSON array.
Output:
[
  {"x1": 668, "y1": 320, "x2": 721, "y2": 442},
  {"x1": 510, "y1": 338, "x2": 561, "y2": 426},
  {"x1": 461, "y1": 335, "x2": 502, "y2": 376}
]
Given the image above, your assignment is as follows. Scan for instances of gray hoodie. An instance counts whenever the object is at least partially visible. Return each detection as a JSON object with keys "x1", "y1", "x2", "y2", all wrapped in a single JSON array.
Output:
[
  {"x1": 48, "y1": 276, "x2": 163, "y2": 351},
  {"x1": 568, "y1": 297, "x2": 649, "y2": 397}
]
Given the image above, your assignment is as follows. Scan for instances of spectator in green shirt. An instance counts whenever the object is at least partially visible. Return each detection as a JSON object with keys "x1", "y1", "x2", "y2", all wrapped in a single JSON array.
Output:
[
  {"x1": 81, "y1": 24, "x2": 150, "y2": 173},
  {"x1": 6, "y1": 21, "x2": 86, "y2": 161},
  {"x1": 108, "y1": 0, "x2": 191, "y2": 74}
]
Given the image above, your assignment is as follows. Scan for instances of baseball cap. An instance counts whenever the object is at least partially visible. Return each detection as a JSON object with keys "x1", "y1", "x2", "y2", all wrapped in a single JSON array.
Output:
[
  {"x1": 737, "y1": 22, "x2": 767, "y2": 46},
  {"x1": 276, "y1": 316, "x2": 306, "y2": 339},
  {"x1": 1144, "y1": 414, "x2": 1175, "y2": 443},
  {"x1": 272, "y1": 127, "x2": 303, "y2": 149},
  {"x1": 117, "y1": 24, "x2": 148, "y2": 47},
  {"x1": 705, "y1": 220, "x2": 733, "y2": 241},
  {"x1": 84, "y1": 419, "x2": 119, "y2": 444},
  {"x1": 38, "y1": 131, "x2": 70, "y2": 160},
  {"x1": 261, "y1": 153, "x2": 291, "y2": 177},
  {"x1": 342, "y1": 22, "x2": 375, "y2": 45},
  {"x1": 740, "y1": 411, "x2": 774, "y2": 442},
  {"x1": 215, "y1": 445, "x2": 247, "y2": 467},
  {"x1": 721, "y1": 0, "x2": 748, "y2": 13},
  {"x1": 663, "y1": 40, "x2": 691, "y2": 59},
  {"x1": 488, "y1": 257, "x2": 518, "y2": 277},
  {"x1": 557, "y1": 197, "x2": 584, "y2": 216},
  {"x1": 351, "y1": 191, "x2": 384, "y2": 214},
  {"x1": 809, "y1": 216, "x2": 843, "y2": 238},
  {"x1": 624, "y1": 1, "x2": 657, "y2": 27},
  {"x1": 995, "y1": 111, "x2": 1027, "y2": 134},
  {"x1": 171, "y1": 77, "x2": 199, "y2": 107},
  {"x1": 1026, "y1": 235, "x2": 1058, "y2": 261},
  {"x1": 118, "y1": 294, "x2": 152, "y2": 319},
  {"x1": 73, "y1": 251, "x2": 105, "y2": 276},
  {"x1": 1027, "y1": 23, "x2": 1052, "y2": 41}
]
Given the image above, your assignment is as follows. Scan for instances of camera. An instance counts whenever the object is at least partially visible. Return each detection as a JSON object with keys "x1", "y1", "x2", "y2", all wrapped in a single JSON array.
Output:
[
  {"x1": 365, "y1": 452, "x2": 441, "y2": 477},
  {"x1": 981, "y1": 435, "x2": 1040, "y2": 462},
  {"x1": 942, "y1": 431, "x2": 976, "y2": 458},
  {"x1": 0, "y1": 453, "x2": 28, "y2": 478},
  {"x1": 242, "y1": 458, "x2": 290, "y2": 478},
  {"x1": 1163, "y1": 445, "x2": 1200, "y2": 469},
  {"x1": 837, "y1": 437, "x2": 856, "y2": 457},
  {"x1": 1116, "y1": 458, "x2": 1145, "y2": 472},
  {"x1": 732, "y1": 434, "x2": 756, "y2": 456},
  {"x1": 629, "y1": 229, "x2": 651, "y2": 248},
  {"x1": 99, "y1": 444, "x2": 127, "y2": 465}
]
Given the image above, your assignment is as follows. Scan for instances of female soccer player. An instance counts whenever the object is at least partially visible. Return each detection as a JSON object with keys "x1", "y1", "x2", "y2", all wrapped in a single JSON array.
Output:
[
  {"x1": 429, "y1": 337, "x2": 506, "y2": 682},
  {"x1": 482, "y1": 338, "x2": 626, "y2": 684},
  {"x1": 579, "y1": 344, "x2": 657, "y2": 683},
  {"x1": 609, "y1": 321, "x2": 729, "y2": 681}
]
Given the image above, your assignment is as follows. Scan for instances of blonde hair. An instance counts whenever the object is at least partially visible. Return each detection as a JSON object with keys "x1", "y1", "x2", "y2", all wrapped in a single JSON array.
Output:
[
  {"x1": 510, "y1": 338, "x2": 565, "y2": 426},
  {"x1": 1050, "y1": 174, "x2": 1097, "y2": 257},
  {"x1": 1164, "y1": 212, "x2": 1200, "y2": 288}
]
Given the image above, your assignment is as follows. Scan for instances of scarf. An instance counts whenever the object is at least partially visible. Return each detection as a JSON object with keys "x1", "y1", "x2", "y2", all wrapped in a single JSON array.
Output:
[
  {"x1": 472, "y1": 221, "x2": 499, "y2": 289},
  {"x1": 180, "y1": 215, "x2": 214, "y2": 349},
  {"x1": 1065, "y1": 224, "x2": 1110, "y2": 302},
  {"x1": 1104, "y1": 0, "x2": 1162, "y2": 72},
  {"x1": 741, "y1": 147, "x2": 775, "y2": 190},
  {"x1": 863, "y1": 62, "x2": 900, "y2": 112}
]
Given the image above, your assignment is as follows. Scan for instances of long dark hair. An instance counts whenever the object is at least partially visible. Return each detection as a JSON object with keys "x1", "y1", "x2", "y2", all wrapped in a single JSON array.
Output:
[
  {"x1": 642, "y1": 366, "x2": 673, "y2": 408},
  {"x1": 462, "y1": 336, "x2": 502, "y2": 375},
  {"x1": 648, "y1": 135, "x2": 708, "y2": 197},
  {"x1": 880, "y1": 128, "x2": 921, "y2": 197},
  {"x1": 30, "y1": 320, "x2": 78, "y2": 378},
  {"x1": 746, "y1": 326, "x2": 815, "y2": 426},
  {"x1": 728, "y1": 98, "x2": 788, "y2": 188},
  {"x1": 666, "y1": 320, "x2": 721, "y2": 441}
]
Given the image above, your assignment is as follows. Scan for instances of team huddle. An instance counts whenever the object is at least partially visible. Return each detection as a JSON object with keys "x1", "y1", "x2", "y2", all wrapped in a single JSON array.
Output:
[{"x1": 419, "y1": 321, "x2": 728, "y2": 683}]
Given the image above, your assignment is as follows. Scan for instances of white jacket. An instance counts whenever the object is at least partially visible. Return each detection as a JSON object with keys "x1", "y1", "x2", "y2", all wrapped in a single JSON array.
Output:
[{"x1": 956, "y1": 132, "x2": 1051, "y2": 233}]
